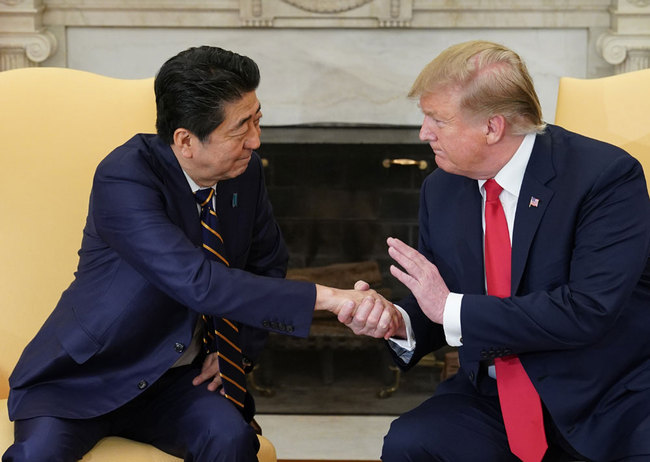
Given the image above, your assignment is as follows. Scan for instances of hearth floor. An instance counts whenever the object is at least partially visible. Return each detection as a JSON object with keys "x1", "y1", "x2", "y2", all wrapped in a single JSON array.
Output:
[{"x1": 256, "y1": 414, "x2": 391, "y2": 461}]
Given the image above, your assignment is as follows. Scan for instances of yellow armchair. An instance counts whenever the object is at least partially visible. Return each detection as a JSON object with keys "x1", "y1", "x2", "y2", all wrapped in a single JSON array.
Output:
[
  {"x1": 554, "y1": 68, "x2": 650, "y2": 192},
  {"x1": 0, "y1": 67, "x2": 276, "y2": 461}
]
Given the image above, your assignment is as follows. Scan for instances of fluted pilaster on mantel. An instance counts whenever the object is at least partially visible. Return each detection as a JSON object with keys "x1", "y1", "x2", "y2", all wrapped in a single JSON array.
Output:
[
  {"x1": 0, "y1": 0, "x2": 57, "y2": 71},
  {"x1": 598, "y1": 0, "x2": 650, "y2": 73}
]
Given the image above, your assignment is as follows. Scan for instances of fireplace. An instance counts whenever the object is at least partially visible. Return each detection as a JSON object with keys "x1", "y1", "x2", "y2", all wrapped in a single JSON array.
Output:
[{"x1": 250, "y1": 125, "x2": 450, "y2": 412}]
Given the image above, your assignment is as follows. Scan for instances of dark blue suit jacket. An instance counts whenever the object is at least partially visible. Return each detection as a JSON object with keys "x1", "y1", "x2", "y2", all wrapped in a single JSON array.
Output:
[
  {"x1": 395, "y1": 125, "x2": 650, "y2": 461},
  {"x1": 8, "y1": 134, "x2": 316, "y2": 421}
]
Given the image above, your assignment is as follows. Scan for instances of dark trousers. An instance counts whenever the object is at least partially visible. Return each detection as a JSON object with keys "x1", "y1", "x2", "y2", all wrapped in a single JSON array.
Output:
[
  {"x1": 381, "y1": 368, "x2": 587, "y2": 462},
  {"x1": 3, "y1": 363, "x2": 259, "y2": 462}
]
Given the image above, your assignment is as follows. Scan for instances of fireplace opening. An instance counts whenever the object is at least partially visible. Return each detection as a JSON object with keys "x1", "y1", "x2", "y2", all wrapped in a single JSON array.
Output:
[
  {"x1": 259, "y1": 126, "x2": 433, "y2": 300},
  {"x1": 251, "y1": 126, "x2": 456, "y2": 415}
]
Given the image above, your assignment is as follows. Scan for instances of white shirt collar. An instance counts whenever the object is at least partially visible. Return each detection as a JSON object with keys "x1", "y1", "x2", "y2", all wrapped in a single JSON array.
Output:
[
  {"x1": 478, "y1": 132, "x2": 536, "y2": 198},
  {"x1": 182, "y1": 170, "x2": 217, "y2": 194}
]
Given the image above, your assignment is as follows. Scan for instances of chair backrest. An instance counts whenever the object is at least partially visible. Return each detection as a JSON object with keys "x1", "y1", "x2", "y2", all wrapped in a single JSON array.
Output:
[
  {"x1": 554, "y1": 68, "x2": 650, "y2": 192},
  {"x1": 0, "y1": 67, "x2": 156, "y2": 398}
]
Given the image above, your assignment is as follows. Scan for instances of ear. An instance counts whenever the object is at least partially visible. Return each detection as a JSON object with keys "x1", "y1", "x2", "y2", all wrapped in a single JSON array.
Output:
[
  {"x1": 485, "y1": 114, "x2": 506, "y2": 145},
  {"x1": 172, "y1": 128, "x2": 194, "y2": 159}
]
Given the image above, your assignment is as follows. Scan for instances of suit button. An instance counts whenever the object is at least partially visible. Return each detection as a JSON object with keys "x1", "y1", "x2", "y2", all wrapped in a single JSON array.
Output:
[
  {"x1": 262, "y1": 320, "x2": 270, "y2": 328},
  {"x1": 270, "y1": 321, "x2": 279, "y2": 330},
  {"x1": 286, "y1": 325, "x2": 295, "y2": 333},
  {"x1": 174, "y1": 342, "x2": 185, "y2": 353},
  {"x1": 137, "y1": 380, "x2": 148, "y2": 390},
  {"x1": 480, "y1": 350, "x2": 488, "y2": 359}
]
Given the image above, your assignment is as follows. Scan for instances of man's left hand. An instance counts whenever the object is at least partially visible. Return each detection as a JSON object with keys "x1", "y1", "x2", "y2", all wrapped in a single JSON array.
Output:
[
  {"x1": 192, "y1": 352, "x2": 225, "y2": 394},
  {"x1": 387, "y1": 237, "x2": 449, "y2": 325}
]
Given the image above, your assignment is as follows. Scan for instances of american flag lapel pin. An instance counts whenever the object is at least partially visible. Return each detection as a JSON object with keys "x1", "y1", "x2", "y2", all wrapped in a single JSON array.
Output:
[{"x1": 529, "y1": 196, "x2": 540, "y2": 208}]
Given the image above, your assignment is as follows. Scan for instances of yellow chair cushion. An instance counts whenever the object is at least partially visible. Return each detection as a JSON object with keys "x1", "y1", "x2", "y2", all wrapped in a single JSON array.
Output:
[
  {"x1": 554, "y1": 68, "x2": 650, "y2": 192},
  {"x1": 0, "y1": 67, "x2": 275, "y2": 461}
]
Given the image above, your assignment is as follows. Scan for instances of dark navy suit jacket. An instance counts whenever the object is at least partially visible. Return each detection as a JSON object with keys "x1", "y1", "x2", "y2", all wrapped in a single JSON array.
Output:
[
  {"x1": 8, "y1": 134, "x2": 316, "y2": 421},
  {"x1": 393, "y1": 125, "x2": 650, "y2": 461}
]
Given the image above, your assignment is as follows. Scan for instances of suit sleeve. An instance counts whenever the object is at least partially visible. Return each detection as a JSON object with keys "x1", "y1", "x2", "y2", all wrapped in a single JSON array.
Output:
[{"x1": 90, "y1": 151, "x2": 315, "y2": 338}]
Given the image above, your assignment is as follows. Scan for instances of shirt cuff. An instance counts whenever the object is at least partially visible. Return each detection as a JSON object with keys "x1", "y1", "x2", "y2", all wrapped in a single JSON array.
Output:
[
  {"x1": 389, "y1": 304, "x2": 415, "y2": 350},
  {"x1": 387, "y1": 304, "x2": 416, "y2": 363},
  {"x1": 443, "y1": 292, "x2": 463, "y2": 346}
]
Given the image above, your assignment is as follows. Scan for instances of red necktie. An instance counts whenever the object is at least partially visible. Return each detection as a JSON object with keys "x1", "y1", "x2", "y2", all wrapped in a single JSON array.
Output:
[{"x1": 484, "y1": 179, "x2": 547, "y2": 462}]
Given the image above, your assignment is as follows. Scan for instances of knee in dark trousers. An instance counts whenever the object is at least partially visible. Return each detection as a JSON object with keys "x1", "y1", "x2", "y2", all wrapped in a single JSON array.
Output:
[
  {"x1": 3, "y1": 415, "x2": 106, "y2": 462},
  {"x1": 186, "y1": 416, "x2": 259, "y2": 462},
  {"x1": 381, "y1": 393, "x2": 518, "y2": 462}
]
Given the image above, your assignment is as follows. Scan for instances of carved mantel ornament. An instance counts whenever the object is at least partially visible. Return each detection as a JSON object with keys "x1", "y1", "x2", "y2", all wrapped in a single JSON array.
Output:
[
  {"x1": 597, "y1": 0, "x2": 650, "y2": 73},
  {"x1": 281, "y1": 0, "x2": 374, "y2": 14},
  {"x1": 0, "y1": 0, "x2": 57, "y2": 71},
  {"x1": 240, "y1": 0, "x2": 408, "y2": 27}
]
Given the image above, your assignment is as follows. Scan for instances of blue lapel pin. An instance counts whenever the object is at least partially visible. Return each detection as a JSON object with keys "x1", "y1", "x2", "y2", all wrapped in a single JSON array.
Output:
[{"x1": 232, "y1": 193, "x2": 238, "y2": 208}]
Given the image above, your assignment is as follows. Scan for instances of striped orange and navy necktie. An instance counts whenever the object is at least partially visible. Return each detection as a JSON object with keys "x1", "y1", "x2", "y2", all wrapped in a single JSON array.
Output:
[{"x1": 194, "y1": 187, "x2": 247, "y2": 412}]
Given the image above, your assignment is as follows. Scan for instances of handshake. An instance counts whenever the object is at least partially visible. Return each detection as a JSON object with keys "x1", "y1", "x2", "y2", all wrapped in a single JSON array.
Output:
[
  {"x1": 314, "y1": 237, "x2": 445, "y2": 341},
  {"x1": 314, "y1": 279, "x2": 406, "y2": 341}
]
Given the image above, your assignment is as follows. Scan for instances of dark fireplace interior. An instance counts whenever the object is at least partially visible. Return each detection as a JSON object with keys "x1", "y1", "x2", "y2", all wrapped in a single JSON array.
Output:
[
  {"x1": 259, "y1": 126, "x2": 434, "y2": 302},
  {"x1": 251, "y1": 126, "x2": 448, "y2": 413}
]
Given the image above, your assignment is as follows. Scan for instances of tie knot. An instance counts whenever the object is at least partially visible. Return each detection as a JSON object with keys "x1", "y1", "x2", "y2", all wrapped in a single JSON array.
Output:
[
  {"x1": 194, "y1": 188, "x2": 214, "y2": 208},
  {"x1": 484, "y1": 179, "x2": 503, "y2": 202}
]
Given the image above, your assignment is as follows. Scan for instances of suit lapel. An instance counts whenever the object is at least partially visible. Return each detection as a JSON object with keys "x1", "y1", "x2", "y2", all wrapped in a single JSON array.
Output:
[
  {"x1": 153, "y1": 136, "x2": 203, "y2": 246},
  {"x1": 215, "y1": 180, "x2": 240, "y2": 263},
  {"x1": 454, "y1": 178, "x2": 486, "y2": 294},
  {"x1": 511, "y1": 129, "x2": 556, "y2": 294}
]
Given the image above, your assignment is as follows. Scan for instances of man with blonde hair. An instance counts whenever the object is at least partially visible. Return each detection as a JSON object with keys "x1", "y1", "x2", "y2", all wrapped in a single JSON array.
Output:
[{"x1": 376, "y1": 40, "x2": 650, "y2": 461}]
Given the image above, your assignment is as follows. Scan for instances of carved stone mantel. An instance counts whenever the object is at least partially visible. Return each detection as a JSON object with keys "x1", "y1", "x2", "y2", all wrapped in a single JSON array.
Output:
[
  {"x1": 36, "y1": 0, "x2": 613, "y2": 29},
  {"x1": 0, "y1": 0, "x2": 57, "y2": 70},
  {"x1": 598, "y1": 0, "x2": 650, "y2": 73},
  {"x1": 240, "y1": 0, "x2": 413, "y2": 28},
  {"x1": 2, "y1": 0, "x2": 628, "y2": 72},
  {"x1": 2, "y1": 0, "x2": 649, "y2": 74}
]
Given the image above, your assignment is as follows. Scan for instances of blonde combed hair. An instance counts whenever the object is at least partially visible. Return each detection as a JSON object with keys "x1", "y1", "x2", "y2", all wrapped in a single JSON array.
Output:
[{"x1": 409, "y1": 41, "x2": 546, "y2": 135}]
